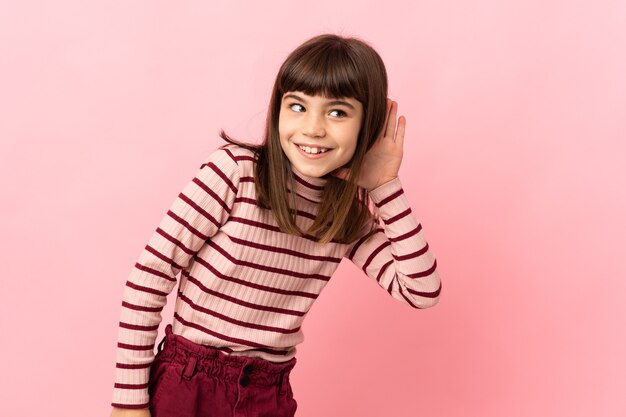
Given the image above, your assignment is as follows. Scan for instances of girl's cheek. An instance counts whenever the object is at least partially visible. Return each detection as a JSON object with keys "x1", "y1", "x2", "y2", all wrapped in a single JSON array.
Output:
[{"x1": 279, "y1": 120, "x2": 296, "y2": 136}]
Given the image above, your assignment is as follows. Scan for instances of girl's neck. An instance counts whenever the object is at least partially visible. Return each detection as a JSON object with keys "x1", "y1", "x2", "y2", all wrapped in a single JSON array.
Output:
[{"x1": 288, "y1": 162, "x2": 328, "y2": 203}]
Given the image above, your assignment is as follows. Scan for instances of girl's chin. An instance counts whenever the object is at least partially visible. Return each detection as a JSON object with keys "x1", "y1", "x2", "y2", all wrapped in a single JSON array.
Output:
[{"x1": 291, "y1": 164, "x2": 328, "y2": 178}]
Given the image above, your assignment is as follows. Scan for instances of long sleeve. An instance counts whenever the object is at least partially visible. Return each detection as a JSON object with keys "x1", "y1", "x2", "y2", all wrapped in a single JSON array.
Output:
[
  {"x1": 345, "y1": 176, "x2": 442, "y2": 309},
  {"x1": 111, "y1": 145, "x2": 241, "y2": 409}
]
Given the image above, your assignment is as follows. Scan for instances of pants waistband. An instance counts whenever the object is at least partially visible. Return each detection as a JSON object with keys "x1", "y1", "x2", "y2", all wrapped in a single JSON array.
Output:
[{"x1": 156, "y1": 324, "x2": 296, "y2": 388}]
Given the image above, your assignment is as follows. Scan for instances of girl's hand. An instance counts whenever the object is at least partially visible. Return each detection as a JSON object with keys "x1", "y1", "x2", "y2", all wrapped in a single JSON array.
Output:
[
  {"x1": 110, "y1": 407, "x2": 151, "y2": 417},
  {"x1": 330, "y1": 98, "x2": 405, "y2": 191}
]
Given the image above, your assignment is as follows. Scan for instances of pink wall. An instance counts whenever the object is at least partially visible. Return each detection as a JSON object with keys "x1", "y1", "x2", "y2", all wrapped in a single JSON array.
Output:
[{"x1": 1, "y1": 1, "x2": 625, "y2": 416}]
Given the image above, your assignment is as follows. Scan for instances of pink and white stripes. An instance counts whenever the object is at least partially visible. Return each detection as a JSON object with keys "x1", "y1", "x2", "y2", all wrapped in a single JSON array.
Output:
[{"x1": 112, "y1": 143, "x2": 441, "y2": 409}]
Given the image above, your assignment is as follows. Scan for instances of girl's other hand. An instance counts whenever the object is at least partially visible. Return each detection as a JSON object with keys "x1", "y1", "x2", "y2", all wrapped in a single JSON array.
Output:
[
  {"x1": 110, "y1": 407, "x2": 151, "y2": 417},
  {"x1": 330, "y1": 98, "x2": 405, "y2": 191}
]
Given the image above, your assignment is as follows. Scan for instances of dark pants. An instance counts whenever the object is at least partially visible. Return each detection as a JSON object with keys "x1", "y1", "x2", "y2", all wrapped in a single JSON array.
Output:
[{"x1": 148, "y1": 324, "x2": 298, "y2": 417}]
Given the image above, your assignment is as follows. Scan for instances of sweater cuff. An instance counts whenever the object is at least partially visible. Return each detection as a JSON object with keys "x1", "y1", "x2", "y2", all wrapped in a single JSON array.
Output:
[
  {"x1": 111, "y1": 402, "x2": 150, "y2": 410},
  {"x1": 111, "y1": 366, "x2": 151, "y2": 409},
  {"x1": 368, "y1": 177, "x2": 402, "y2": 203},
  {"x1": 367, "y1": 177, "x2": 413, "y2": 223}
]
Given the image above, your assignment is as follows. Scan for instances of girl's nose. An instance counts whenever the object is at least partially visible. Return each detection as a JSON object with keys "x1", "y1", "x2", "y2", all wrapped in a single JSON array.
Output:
[{"x1": 303, "y1": 113, "x2": 326, "y2": 138}]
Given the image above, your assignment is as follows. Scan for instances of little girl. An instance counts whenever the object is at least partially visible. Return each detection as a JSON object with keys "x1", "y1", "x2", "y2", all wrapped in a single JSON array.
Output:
[{"x1": 110, "y1": 33, "x2": 441, "y2": 417}]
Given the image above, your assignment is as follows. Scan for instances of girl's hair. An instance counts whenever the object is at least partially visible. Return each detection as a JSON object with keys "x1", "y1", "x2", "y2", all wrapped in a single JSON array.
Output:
[{"x1": 219, "y1": 33, "x2": 388, "y2": 244}]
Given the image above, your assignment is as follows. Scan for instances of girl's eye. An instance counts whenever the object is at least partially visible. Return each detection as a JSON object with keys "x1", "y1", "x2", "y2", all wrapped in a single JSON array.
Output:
[
  {"x1": 329, "y1": 109, "x2": 347, "y2": 118},
  {"x1": 288, "y1": 103, "x2": 347, "y2": 118}
]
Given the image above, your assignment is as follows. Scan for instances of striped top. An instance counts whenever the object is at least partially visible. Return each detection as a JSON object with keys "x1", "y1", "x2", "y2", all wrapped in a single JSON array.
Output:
[{"x1": 111, "y1": 143, "x2": 442, "y2": 409}]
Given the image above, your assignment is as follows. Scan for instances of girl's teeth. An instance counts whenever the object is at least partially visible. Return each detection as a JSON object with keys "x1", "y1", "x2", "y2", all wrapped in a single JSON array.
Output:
[{"x1": 299, "y1": 145, "x2": 328, "y2": 154}]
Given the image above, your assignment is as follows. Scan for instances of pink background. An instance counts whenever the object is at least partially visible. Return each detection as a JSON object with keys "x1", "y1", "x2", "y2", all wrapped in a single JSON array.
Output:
[{"x1": 1, "y1": 1, "x2": 625, "y2": 416}]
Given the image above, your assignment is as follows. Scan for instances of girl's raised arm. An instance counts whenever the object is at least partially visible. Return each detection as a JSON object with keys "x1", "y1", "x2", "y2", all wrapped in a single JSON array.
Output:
[
  {"x1": 339, "y1": 100, "x2": 441, "y2": 308},
  {"x1": 345, "y1": 176, "x2": 442, "y2": 309},
  {"x1": 111, "y1": 144, "x2": 241, "y2": 409}
]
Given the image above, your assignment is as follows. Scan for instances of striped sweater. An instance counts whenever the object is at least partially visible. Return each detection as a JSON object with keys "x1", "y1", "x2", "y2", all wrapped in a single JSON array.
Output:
[{"x1": 112, "y1": 143, "x2": 442, "y2": 408}]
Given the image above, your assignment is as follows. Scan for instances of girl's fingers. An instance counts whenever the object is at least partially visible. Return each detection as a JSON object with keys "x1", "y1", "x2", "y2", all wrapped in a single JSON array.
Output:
[
  {"x1": 381, "y1": 99, "x2": 392, "y2": 139},
  {"x1": 395, "y1": 116, "x2": 406, "y2": 144},
  {"x1": 385, "y1": 101, "x2": 398, "y2": 140}
]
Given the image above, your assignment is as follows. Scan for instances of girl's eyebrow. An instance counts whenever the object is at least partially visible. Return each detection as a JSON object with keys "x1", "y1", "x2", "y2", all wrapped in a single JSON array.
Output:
[{"x1": 283, "y1": 93, "x2": 356, "y2": 111}]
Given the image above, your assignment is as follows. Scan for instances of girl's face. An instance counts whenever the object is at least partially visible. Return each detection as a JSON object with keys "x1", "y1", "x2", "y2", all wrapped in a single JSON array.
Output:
[{"x1": 278, "y1": 91, "x2": 363, "y2": 178}]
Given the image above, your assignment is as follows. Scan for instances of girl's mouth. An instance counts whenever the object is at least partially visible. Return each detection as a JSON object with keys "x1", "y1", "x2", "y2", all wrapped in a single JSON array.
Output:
[{"x1": 294, "y1": 142, "x2": 332, "y2": 159}]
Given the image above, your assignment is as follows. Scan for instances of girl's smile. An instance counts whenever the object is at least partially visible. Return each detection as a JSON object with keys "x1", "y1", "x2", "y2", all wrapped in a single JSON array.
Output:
[
  {"x1": 278, "y1": 91, "x2": 363, "y2": 178},
  {"x1": 294, "y1": 142, "x2": 332, "y2": 159}
]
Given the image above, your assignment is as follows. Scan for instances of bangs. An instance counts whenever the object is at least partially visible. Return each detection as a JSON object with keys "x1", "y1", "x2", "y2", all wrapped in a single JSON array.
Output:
[{"x1": 279, "y1": 44, "x2": 364, "y2": 101}]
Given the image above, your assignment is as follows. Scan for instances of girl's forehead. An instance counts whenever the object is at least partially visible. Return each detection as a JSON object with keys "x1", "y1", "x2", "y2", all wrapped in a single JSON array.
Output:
[{"x1": 283, "y1": 90, "x2": 358, "y2": 102}]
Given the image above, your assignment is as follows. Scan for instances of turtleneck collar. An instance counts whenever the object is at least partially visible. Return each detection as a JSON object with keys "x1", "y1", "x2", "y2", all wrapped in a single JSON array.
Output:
[{"x1": 287, "y1": 162, "x2": 328, "y2": 204}]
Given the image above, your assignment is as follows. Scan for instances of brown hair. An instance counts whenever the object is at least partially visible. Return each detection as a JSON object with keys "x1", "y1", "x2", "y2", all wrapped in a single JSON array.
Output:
[{"x1": 219, "y1": 33, "x2": 388, "y2": 244}]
